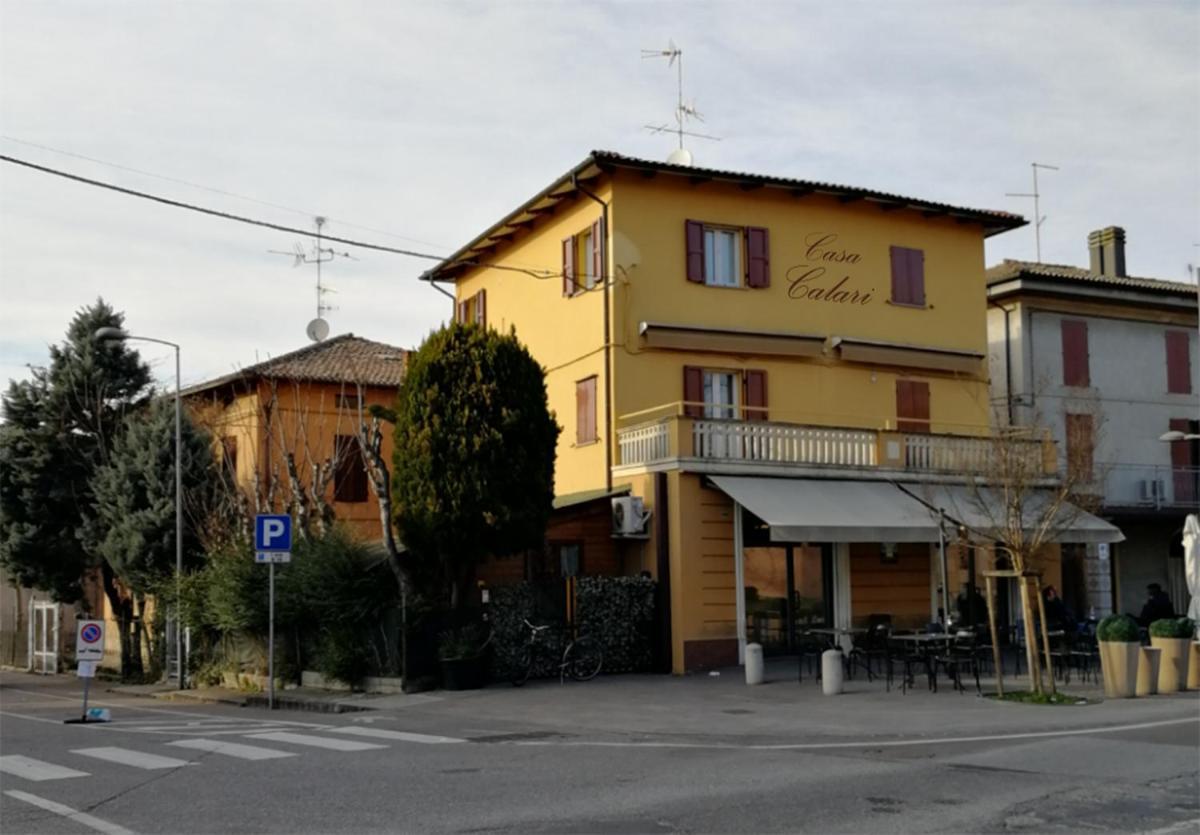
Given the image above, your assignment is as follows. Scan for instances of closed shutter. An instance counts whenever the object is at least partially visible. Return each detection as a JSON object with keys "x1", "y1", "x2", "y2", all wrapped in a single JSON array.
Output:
[
  {"x1": 1065, "y1": 413, "x2": 1094, "y2": 483},
  {"x1": 896, "y1": 379, "x2": 930, "y2": 433},
  {"x1": 1166, "y1": 330, "x2": 1191, "y2": 394},
  {"x1": 1061, "y1": 319, "x2": 1090, "y2": 387},
  {"x1": 890, "y1": 246, "x2": 924, "y2": 305},
  {"x1": 475, "y1": 289, "x2": 487, "y2": 328},
  {"x1": 576, "y1": 377, "x2": 597, "y2": 444},
  {"x1": 1170, "y1": 418, "x2": 1198, "y2": 503},
  {"x1": 334, "y1": 435, "x2": 368, "y2": 503},
  {"x1": 745, "y1": 227, "x2": 770, "y2": 288},
  {"x1": 562, "y1": 236, "x2": 576, "y2": 296},
  {"x1": 685, "y1": 220, "x2": 705, "y2": 283},
  {"x1": 744, "y1": 370, "x2": 768, "y2": 421},
  {"x1": 591, "y1": 220, "x2": 603, "y2": 287},
  {"x1": 456, "y1": 299, "x2": 468, "y2": 324},
  {"x1": 890, "y1": 246, "x2": 910, "y2": 304},
  {"x1": 683, "y1": 366, "x2": 704, "y2": 418}
]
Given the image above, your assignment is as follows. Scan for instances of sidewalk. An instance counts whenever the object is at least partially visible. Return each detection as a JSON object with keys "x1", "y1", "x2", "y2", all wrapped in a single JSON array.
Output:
[{"x1": 105, "y1": 681, "x2": 425, "y2": 714}]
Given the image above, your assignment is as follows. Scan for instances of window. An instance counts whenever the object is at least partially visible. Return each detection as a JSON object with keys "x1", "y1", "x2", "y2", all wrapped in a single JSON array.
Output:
[
  {"x1": 1061, "y1": 319, "x2": 1090, "y2": 387},
  {"x1": 456, "y1": 290, "x2": 487, "y2": 327},
  {"x1": 1169, "y1": 418, "x2": 1199, "y2": 504},
  {"x1": 335, "y1": 393, "x2": 361, "y2": 411},
  {"x1": 704, "y1": 228, "x2": 741, "y2": 287},
  {"x1": 685, "y1": 220, "x2": 770, "y2": 288},
  {"x1": 703, "y1": 370, "x2": 739, "y2": 419},
  {"x1": 889, "y1": 246, "x2": 925, "y2": 306},
  {"x1": 221, "y1": 436, "x2": 238, "y2": 478},
  {"x1": 562, "y1": 220, "x2": 602, "y2": 296},
  {"x1": 682, "y1": 366, "x2": 768, "y2": 421},
  {"x1": 1065, "y1": 413, "x2": 1094, "y2": 483},
  {"x1": 1166, "y1": 330, "x2": 1192, "y2": 394},
  {"x1": 333, "y1": 434, "x2": 368, "y2": 503},
  {"x1": 575, "y1": 376, "x2": 597, "y2": 444},
  {"x1": 896, "y1": 379, "x2": 931, "y2": 433}
]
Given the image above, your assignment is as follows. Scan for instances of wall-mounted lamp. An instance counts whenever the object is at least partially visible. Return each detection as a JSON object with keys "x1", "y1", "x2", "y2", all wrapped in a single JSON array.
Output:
[{"x1": 880, "y1": 542, "x2": 898, "y2": 564}]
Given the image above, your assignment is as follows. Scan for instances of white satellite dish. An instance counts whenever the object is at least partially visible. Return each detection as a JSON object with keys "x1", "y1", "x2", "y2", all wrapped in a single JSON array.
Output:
[{"x1": 306, "y1": 317, "x2": 330, "y2": 343}]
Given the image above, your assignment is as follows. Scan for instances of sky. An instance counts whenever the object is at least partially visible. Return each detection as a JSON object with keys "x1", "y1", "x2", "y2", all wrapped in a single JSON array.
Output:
[{"x1": 1, "y1": 0, "x2": 1197, "y2": 391}]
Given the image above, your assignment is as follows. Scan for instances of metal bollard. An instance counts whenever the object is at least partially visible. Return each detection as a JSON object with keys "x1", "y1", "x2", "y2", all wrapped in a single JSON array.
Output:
[
  {"x1": 744, "y1": 642, "x2": 764, "y2": 685},
  {"x1": 821, "y1": 649, "x2": 844, "y2": 696}
]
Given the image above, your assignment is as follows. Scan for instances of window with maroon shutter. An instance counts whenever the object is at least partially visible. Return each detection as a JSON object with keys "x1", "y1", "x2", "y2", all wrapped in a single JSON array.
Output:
[
  {"x1": 1061, "y1": 319, "x2": 1090, "y2": 387},
  {"x1": 745, "y1": 227, "x2": 770, "y2": 288},
  {"x1": 456, "y1": 299, "x2": 468, "y2": 324},
  {"x1": 683, "y1": 366, "x2": 703, "y2": 418},
  {"x1": 1065, "y1": 413, "x2": 1094, "y2": 483},
  {"x1": 333, "y1": 434, "x2": 368, "y2": 503},
  {"x1": 889, "y1": 246, "x2": 925, "y2": 306},
  {"x1": 590, "y1": 219, "x2": 603, "y2": 289},
  {"x1": 562, "y1": 235, "x2": 576, "y2": 296},
  {"x1": 474, "y1": 289, "x2": 487, "y2": 327},
  {"x1": 1166, "y1": 330, "x2": 1191, "y2": 394},
  {"x1": 896, "y1": 379, "x2": 930, "y2": 433},
  {"x1": 1170, "y1": 418, "x2": 1199, "y2": 504},
  {"x1": 576, "y1": 377, "x2": 597, "y2": 444},
  {"x1": 744, "y1": 370, "x2": 768, "y2": 421},
  {"x1": 685, "y1": 220, "x2": 705, "y2": 283}
]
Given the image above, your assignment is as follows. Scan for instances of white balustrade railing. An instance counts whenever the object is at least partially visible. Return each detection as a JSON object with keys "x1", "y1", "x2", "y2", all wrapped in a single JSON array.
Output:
[
  {"x1": 618, "y1": 421, "x2": 671, "y2": 465},
  {"x1": 902, "y1": 433, "x2": 1042, "y2": 474},
  {"x1": 693, "y1": 420, "x2": 877, "y2": 467}
]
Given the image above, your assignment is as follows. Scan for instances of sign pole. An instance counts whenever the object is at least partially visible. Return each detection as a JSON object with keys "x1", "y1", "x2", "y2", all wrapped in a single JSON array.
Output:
[
  {"x1": 268, "y1": 560, "x2": 275, "y2": 710},
  {"x1": 80, "y1": 673, "x2": 91, "y2": 720}
]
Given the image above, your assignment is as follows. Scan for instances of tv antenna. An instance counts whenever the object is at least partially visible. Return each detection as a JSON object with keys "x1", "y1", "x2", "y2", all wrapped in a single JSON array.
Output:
[
  {"x1": 1006, "y1": 162, "x2": 1059, "y2": 263},
  {"x1": 268, "y1": 216, "x2": 357, "y2": 341},
  {"x1": 641, "y1": 40, "x2": 720, "y2": 165}
]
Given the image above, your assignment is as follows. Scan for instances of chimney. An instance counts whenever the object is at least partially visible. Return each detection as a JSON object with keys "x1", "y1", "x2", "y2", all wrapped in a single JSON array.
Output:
[{"x1": 1087, "y1": 226, "x2": 1127, "y2": 277}]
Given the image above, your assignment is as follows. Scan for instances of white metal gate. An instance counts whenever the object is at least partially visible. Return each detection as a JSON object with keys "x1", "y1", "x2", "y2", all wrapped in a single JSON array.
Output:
[{"x1": 28, "y1": 600, "x2": 60, "y2": 674}]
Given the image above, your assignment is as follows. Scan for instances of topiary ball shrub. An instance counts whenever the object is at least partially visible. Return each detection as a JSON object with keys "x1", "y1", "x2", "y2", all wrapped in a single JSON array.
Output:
[{"x1": 1097, "y1": 613, "x2": 1140, "y2": 643}]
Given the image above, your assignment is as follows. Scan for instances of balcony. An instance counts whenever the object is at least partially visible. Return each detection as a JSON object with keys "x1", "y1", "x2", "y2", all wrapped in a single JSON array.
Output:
[
  {"x1": 1103, "y1": 463, "x2": 1200, "y2": 510},
  {"x1": 615, "y1": 411, "x2": 1054, "y2": 479}
]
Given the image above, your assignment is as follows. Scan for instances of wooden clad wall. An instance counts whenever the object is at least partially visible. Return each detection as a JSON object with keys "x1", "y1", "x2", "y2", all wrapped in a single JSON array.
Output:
[{"x1": 849, "y1": 542, "x2": 931, "y2": 629}]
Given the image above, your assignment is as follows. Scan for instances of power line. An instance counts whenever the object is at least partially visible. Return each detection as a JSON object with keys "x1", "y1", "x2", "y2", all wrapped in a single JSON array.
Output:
[{"x1": 0, "y1": 153, "x2": 579, "y2": 283}]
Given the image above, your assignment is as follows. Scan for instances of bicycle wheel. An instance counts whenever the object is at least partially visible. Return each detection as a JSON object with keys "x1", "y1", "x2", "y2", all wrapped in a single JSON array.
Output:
[
  {"x1": 510, "y1": 645, "x2": 533, "y2": 687},
  {"x1": 566, "y1": 637, "x2": 603, "y2": 682}
]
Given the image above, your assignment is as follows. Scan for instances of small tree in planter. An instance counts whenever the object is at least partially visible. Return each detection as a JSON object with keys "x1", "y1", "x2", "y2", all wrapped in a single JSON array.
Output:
[
  {"x1": 1097, "y1": 614, "x2": 1141, "y2": 699},
  {"x1": 1149, "y1": 617, "x2": 1195, "y2": 694}
]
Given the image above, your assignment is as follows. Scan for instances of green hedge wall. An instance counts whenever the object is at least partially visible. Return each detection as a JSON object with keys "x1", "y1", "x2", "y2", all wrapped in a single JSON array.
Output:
[{"x1": 575, "y1": 576, "x2": 656, "y2": 674}]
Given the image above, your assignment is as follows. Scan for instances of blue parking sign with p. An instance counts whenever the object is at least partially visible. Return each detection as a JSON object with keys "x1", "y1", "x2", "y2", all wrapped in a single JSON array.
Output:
[{"x1": 255, "y1": 514, "x2": 292, "y2": 563}]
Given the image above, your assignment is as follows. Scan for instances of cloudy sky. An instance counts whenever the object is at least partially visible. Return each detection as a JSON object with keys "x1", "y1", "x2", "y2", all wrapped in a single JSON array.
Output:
[{"x1": 2, "y1": 1, "x2": 1196, "y2": 390}]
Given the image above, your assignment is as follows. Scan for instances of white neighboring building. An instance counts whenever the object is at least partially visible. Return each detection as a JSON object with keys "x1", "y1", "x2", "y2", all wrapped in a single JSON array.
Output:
[{"x1": 987, "y1": 227, "x2": 1198, "y2": 620}]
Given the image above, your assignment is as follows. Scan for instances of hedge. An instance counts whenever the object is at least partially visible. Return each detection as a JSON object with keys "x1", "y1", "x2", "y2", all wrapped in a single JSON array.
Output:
[{"x1": 1097, "y1": 613, "x2": 1140, "y2": 643}]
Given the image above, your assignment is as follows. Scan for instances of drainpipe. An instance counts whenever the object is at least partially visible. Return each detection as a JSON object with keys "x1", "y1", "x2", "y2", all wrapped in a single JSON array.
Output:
[
  {"x1": 420, "y1": 271, "x2": 458, "y2": 319},
  {"x1": 573, "y1": 175, "x2": 613, "y2": 492}
]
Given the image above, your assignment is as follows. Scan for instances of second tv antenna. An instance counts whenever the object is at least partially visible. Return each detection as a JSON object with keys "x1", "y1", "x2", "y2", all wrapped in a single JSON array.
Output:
[
  {"x1": 641, "y1": 40, "x2": 720, "y2": 165},
  {"x1": 1006, "y1": 162, "x2": 1059, "y2": 263},
  {"x1": 268, "y1": 216, "x2": 357, "y2": 342}
]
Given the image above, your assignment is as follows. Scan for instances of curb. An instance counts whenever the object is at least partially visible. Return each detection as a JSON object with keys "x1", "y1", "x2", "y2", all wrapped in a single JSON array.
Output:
[
  {"x1": 106, "y1": 684, "x2": 374, "y2": 714},
  {"x1": 244, "y1": 694, "x2": 372, "y2": 714}
]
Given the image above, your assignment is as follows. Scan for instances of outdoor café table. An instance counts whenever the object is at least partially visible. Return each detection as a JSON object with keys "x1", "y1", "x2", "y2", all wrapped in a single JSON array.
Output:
[
  {"x1": 806, "y1": 627, "x2": 866, "y2": 649},
  {"x1": 890, "y1": 632, "x2": 969, "y2": 690}
]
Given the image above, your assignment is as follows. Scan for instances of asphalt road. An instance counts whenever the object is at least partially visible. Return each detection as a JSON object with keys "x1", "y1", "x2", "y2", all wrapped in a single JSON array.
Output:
[{"x1": 1, "y1": 674, "x2": 1197, "y2": 834}]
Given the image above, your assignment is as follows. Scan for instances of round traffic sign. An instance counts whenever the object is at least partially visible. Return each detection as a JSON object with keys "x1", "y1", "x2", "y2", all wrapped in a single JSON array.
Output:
[{"x1": 80, "y1": 624, "x2": 102, "y2": 643}]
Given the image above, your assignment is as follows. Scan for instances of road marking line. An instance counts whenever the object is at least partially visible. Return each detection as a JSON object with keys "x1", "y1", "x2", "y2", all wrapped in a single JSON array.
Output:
[
  {"x1": 4, "y1": 790, "x2": 134, "y2": 835},
  {"x1": 246, "y1": 731, "x2": 385, "y2": 751},
  {"x1": 166, "y1": 738, "x2": 296, "y2": 760},
  {"x1": 71, "y1": 747, "x2": 193, "y2": 769},
  {"x1": 0, "y1": 755, "x2": 89, "y2": 782},
  {"x1": 322, "y1": 726, "x2": 465, "y2": 744}
]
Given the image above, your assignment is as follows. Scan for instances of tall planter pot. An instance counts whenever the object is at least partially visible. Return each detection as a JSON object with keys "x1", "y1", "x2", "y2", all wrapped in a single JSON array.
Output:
[
  {"x1": 1189, "y1": 642, "x2": 1200, "y2": 690},
  {"x1": 1150, "y1": 636, "x2": 1191, "y2": 694},
  {"x1": 1099, "y1": 641, "x2": 1140, "y2": 699}
]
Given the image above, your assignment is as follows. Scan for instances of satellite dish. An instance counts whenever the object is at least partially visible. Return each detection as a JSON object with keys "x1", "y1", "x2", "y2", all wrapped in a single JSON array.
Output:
[
  {"x1": 306, "y1": 317, "x2": 330, "y2": 343},
  {"x1": 666, "y1": 147, "x2": 693, "y2": 166}
]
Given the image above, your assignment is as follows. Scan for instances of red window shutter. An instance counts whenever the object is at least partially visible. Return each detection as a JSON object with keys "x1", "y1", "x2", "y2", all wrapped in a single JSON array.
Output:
[
  {"x1": 896, "y1": 380, "x2": 930, "y2": 433},
  {"x1": 745, "y1": 227, "x2": 770, "y2": 288},
  {"x1": 683, "y1": 366, "x2": 703, "y2": 418},
  {"x1": 456, "y1": 299, "x2": 468, "y2": 324},
  {"x1": 562, "y1": 236, "x2": 576, "y2": 296},
  {"x1": 591, "y1": 220, "x2": 603, "y2": 286},
  {"x1": 685, "y1": 220, "x2": 705, "y2": 283},
  {"x1": 744, "y1": 370, "x2": 768, "y2": 421},
  {"x1": 1065, "y1": 414, "x2": 1094, "y2": 482},
  {"x1": 1061, "y1": 320, "x2": 1090, "y2": 386},
  {"x1": 576, "y1": 378, "x2": 596, "y2": 444},
  {"x1": 1166, "y1": 330, "x2": 1191, "y2": 394},
  {"x1": 476, "y1": 289, "x2": 487, "y2": 328},
  {"x1": 907, "y1": 248, "x2": 925, "y2": 306},
  {"x1": 1169, "y1": 418, "x2": 1198, "y2": 503},
  {"x1": 890, "y1": 246, "x2": 910, "y2": 304}
]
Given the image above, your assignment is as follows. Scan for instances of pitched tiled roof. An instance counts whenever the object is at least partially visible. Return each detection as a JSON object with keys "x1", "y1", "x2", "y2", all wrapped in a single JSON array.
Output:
[
  {"x1": 184, "y1": 334, "x2": 409, "y2": 396},
  {"x1": 986, "y1": 259, "x2": 1198, "y2": 297}
]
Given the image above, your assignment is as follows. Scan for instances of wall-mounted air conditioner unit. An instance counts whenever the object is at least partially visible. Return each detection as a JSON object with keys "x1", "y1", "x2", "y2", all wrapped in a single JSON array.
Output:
[{"x1": 612, "y1": 496, "x2": 651, "y2": 538}]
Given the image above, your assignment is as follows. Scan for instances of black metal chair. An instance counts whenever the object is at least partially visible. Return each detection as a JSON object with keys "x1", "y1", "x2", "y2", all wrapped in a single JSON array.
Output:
[
  {"x1": 932, "y1": 632, "x2": 981, "y2": 694},
  {"x1": 796, "y1": 630, "x2": 828, "y2": 684},
  {"x1": 847, "y1": 624, "x2": 889, "y2": 682}
]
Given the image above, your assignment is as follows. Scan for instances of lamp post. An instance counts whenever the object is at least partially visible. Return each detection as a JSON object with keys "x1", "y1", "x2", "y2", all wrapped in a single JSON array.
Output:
[{"x1": 94, "y1": 327, "x2": 184, "y2": 689}]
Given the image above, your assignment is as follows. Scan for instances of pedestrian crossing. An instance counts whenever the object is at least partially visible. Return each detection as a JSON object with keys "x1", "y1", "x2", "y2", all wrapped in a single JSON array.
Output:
[{"x1": 1, "y1": 725, "x2": 465, "y2": 785}]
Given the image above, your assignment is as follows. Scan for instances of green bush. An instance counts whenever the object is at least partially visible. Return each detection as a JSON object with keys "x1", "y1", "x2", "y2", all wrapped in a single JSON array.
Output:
[
  {"x1": 313, "y1": 626, "x2": 372, "y2": 685},
  {"x1": 438, "y1": 624, "x2": 488, "y2": 661},
  {"x1": 575, "y1": 576, "x2": 656, "y2": 674},
  {"x1": 1149, "y1": 617, "x2": 1196, "y2": 639},
  {"x1": 1097, "y1": 613, "x2": 1140, "y2": 642}
]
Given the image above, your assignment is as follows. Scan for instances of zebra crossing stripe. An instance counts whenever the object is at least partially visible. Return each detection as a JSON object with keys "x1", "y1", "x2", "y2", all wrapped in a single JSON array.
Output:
[
  {"x1": 71, "y1": 747, "x2": 193, "y2": 770},
  {"x1": 4, "y1": 791, "x2": 133, "y2": 835},
  {"x1": 323, "y1": 726, "x2": 465, "y2": 744},
  {"x1": 167, "y1": 738, "x2": 295, "y2": 760},
  {"x1": 0, "y1": 755, "x2": 89, "y2": 782},
  {"x1": 246, "y1": 731, "x2": 384, "y2": 751}
]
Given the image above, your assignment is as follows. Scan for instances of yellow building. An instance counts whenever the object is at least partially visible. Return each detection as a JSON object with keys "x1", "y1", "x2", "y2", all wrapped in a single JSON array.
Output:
[
  {"x1": 426, "y1": 151, "x2": 1119, "y2": 673},
  {"x1": 185, "y1": 334, "x2": 408, "y2": 542}
]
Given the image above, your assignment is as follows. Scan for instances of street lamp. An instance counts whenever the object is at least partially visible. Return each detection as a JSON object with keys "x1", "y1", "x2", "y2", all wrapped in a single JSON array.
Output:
[
  {"x1": 1159, "y1": 431, "x2": 1200, "y2": 443},
  {"x1": 94, "y1": 327, "x2": 185, "y2": 690}
]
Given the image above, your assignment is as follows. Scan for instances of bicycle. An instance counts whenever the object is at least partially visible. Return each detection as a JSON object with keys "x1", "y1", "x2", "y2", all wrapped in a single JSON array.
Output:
[{"x1": 510, "y1": 619, "x2": 603, "y2": 686}]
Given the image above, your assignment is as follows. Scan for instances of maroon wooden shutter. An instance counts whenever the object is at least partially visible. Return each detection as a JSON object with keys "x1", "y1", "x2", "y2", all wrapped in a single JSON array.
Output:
[
  {"x1": 1170, "y1": 418, "x2": 1198, "y2": 503},
  {"x1": 744, "y1": 370, "x2": 768, "y2": 421},
  {"x1": 683, "y1": 366, "x2": 703, "y2": 418},
  {"x1": 906, "y1": 248, "x2": 925, "y2": 306},
  {"x1": 591, "y1": 220, "x2": 603, "y2": 287},
  {"x1": 745, "y1": 227, "x2": 770, "y2": 288},
  {"x1": 1061, "y1": 320, "x2": 1090, "y2": 386},
  {"x1": 475, "y1": 289, "x2": 487, "y2": 328},
  {"x1": 890, "y1": 246, "x2": 910, "y2": 304},
  {"x1": 576, "y1": 377, "x2": 596, "y2": 444},
  {"x1": 685, "y1": 220, "x2": 705, "y2": 283},
  {"x1": 456, "y1": 299, "x2": 468, "y2": 324},
  {"x1": 1166, "y1": 330, "x2": 1191, "y2": 394},
  {"x1": 1065, "y1": 413, "x2": 1094, "y2": 482},
  {"x1": 896, "y1": 380, "x2": 930, "y2": 433},
  {"x1": 562, "y1": 236, "x2": 576, "y2": 296}
]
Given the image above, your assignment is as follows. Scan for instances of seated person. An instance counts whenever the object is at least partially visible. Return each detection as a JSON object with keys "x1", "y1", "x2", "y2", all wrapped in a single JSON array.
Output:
[
  {"x1": 1042, "y1": 585, "x2": 1075, "y2": 632},
  {"x1": 1138, "y1": 583, "x2": 1175, "y2": 626},
  {"x1": 955, "y1": 585, "x2": 988, "y2": 628}
]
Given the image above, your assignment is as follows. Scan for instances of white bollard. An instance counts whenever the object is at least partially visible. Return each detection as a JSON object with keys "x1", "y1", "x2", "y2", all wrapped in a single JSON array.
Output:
[
  {"x1": 744, "y1": 642, "x2": 764, "y2": 685},
  {"x1": 821, "y1": 649, "x2": 844, "y2": 696}
]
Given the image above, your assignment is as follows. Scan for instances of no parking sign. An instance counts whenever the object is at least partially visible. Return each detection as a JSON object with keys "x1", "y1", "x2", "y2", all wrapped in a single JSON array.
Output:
[{"x1": 76, "y1": 620, "x2": 105, "y2": 662}]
